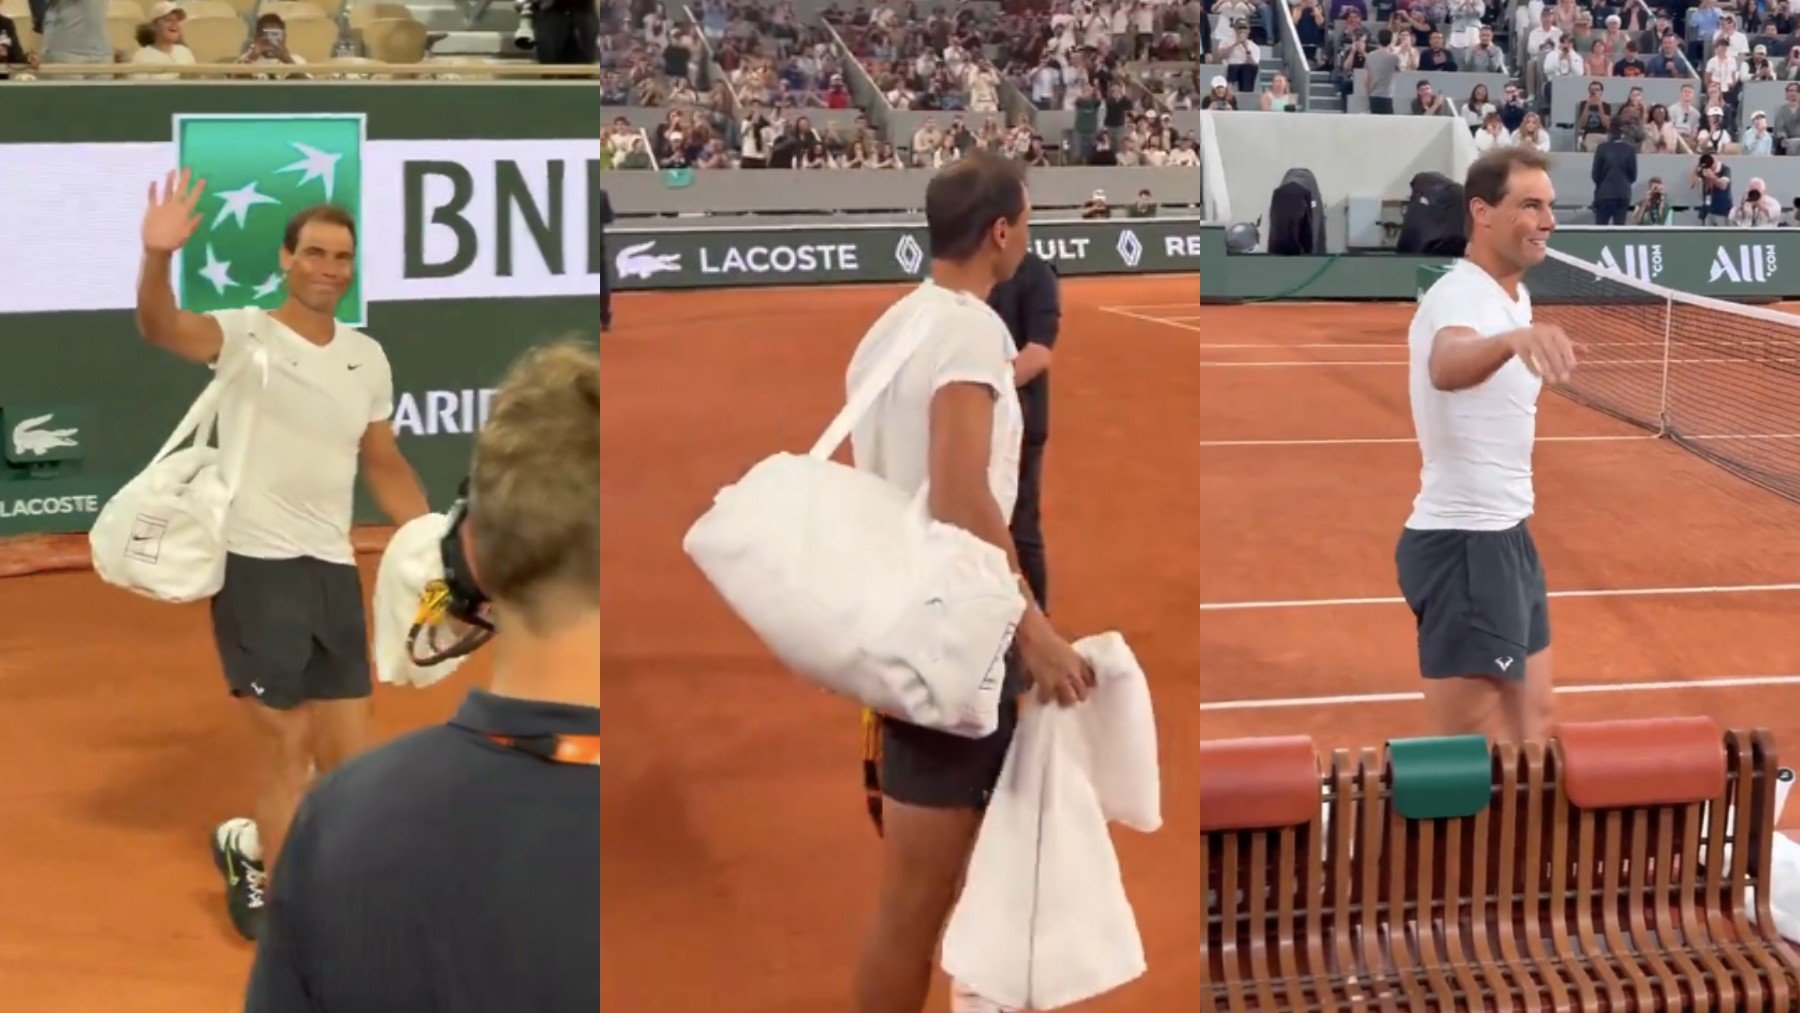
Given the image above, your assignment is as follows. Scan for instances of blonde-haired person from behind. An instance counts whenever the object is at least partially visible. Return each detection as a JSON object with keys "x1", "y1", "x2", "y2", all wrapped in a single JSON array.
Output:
[{"x1": 244, "y1": 340, "x2": 600, "y2": 1012}]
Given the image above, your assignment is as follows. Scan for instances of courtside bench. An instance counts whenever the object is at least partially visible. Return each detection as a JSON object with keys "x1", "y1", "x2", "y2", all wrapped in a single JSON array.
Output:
[{"x1": 1201, "y1": 718, "x2": 1800, "y2": 1011}]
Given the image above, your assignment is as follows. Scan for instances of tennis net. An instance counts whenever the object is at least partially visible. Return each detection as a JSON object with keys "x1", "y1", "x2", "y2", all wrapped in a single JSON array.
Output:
[{"x1": 1526, "y1": 245, "x2": 1800, "y2": 504}]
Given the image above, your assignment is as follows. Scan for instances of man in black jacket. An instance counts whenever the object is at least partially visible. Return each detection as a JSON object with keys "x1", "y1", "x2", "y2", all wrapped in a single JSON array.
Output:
[
  {"x1": 1591, "y1": 125, "x2": 1638, "y2": 226},
  {"x1": 243, "y1": 340, "x2": 599, "y2": 1013},
  {"x1": 985, "y1": 249, "x2": 1060, "y2": 611}
]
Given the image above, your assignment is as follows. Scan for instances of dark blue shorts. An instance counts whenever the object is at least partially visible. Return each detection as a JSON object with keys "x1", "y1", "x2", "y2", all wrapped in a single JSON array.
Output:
[{"x1": 1395, "y1": 522, "x2": 1551, "y2": 681}]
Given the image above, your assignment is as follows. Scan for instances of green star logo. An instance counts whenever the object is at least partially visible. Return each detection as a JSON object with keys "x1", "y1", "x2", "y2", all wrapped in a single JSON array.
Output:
[{"x1": 174, "y1": 114, "x2": 368, "y2": 327}]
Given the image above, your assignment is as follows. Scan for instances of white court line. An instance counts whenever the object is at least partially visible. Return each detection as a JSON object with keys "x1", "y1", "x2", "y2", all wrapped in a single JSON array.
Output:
[
  {"x1": 1102, "y1": 303, "x2": 1203, "y2": 311},
  {"x1": 1199, "y1": 433, "x2": 1800, "y2": 448},
  {"x1": 1204, "y1": 356, "x2": 1800, "y2": 368},
  {"x1": 1202, "y1": 342, "x2": 1406, "y2": 349},
  {"x1": 1200, "y1": 674, "x2": 1800, "y2": 712},
  {"x1": 1200, "y1": 582, "x2": 1800, "y2": 612},
  {"x1": 1100, "y1": 305, "x2": 1205, "y2": 333}
]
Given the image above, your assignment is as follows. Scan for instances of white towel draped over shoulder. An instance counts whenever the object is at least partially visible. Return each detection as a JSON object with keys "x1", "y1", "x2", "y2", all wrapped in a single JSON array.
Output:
[{"x1": 940, "y1": 631, "x2": 1163, "y2": 1010}]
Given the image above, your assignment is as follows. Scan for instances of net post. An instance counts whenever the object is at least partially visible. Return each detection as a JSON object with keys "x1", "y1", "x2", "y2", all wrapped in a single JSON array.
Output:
[{"x1": 1657, "y1": 292, "x2": 1674, "y2": 437}]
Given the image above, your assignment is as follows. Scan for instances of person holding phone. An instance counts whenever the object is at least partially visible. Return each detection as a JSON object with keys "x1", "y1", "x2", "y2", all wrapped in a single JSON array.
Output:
[{"x1": 238, "y1": 12, "x2": 307, "y2": 77}]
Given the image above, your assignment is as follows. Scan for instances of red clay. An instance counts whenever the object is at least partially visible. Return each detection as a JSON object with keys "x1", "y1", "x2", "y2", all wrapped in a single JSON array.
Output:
[
  {"x1": 0, "y1": 546, "x2": 490, "y2": 1009},
  {"x1": 600, "y1": 276, "x2": 1200, "y2": 1010}
]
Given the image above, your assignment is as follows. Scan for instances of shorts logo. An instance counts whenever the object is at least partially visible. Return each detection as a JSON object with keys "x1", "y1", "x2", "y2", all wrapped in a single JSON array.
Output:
[
  {"x1": 1495, "y1": 656, "x2": 1514, "y2": 672},
  {"x1": 175, "y1": 113, "x2": 368, "y2": 326}
]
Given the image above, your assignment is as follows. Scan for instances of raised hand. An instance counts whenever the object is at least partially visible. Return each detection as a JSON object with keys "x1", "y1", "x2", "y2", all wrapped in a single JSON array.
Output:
[{"x1": 143, "y1": 167, "x2": 206, "y2": 256}]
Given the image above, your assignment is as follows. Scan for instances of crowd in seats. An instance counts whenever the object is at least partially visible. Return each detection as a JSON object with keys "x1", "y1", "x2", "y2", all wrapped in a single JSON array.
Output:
[
  {"x1": 601, "y1": 1, "x2": 707, "y2": 104},
  {"x1": 0, "y1": 0, "x2": 475, "y2": 76}
]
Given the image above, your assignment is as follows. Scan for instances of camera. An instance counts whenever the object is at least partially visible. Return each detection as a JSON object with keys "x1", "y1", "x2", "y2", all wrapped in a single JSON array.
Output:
[
  {"x1": 514, "y1": 0, "x2": 535, "y2": 50},
  {"x1": 1750, "y1": 189, "x2": 1764, "y2": 202}
]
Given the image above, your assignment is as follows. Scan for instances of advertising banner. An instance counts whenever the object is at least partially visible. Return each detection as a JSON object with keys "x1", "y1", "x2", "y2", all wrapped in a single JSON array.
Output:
[{"x1": 609, "y1": 217, "x2": 1204, "y2": 291}]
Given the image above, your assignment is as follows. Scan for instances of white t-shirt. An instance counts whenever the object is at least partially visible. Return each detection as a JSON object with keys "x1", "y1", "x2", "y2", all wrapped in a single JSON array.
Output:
[
  {"x1": 847, "y1": 281, "x2": 1023, "y2": 522},
  {"x1": 1405, "y1": 259, "x2": 1542, "y2": 531},
  {"x1": 208, "y1": 307, "x2": 394, "y2": 564}
]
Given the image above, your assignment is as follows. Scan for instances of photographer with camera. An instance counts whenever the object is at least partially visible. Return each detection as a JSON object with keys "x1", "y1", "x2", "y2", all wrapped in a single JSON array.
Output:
[
  {"x1": 1730, "y1": 175, "x2": 1782, "y2": 226},
  {"x1": 1692, "y1": 152, "x2": 1735, "y2": 225},
  {"x1": 244, "y1": 341, "x2": 600, "y2": 1012},
  {"x1": 1632, "y1": 176, "x2": 1674, "y2": 225}
]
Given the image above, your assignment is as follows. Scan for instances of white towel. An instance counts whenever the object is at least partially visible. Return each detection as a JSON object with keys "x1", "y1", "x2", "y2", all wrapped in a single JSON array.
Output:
[
  {"x1": 939, "y1": 631, "x2": 1162, "y2": 1010},
  {"x1": 371, "y1": 512, "x2": 473, "y2": 689}
]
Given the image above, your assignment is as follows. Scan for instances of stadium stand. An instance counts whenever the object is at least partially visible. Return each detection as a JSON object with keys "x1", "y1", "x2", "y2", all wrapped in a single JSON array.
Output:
[
  {"x1": 3, "y1": 0, "x2": 594, "y2": 80},
  {"x1": 1201, "y1": 718, "x2": 1800, "y2": 1010},
  {"x1": 601, "y1": 0, "x2": 1202, "y2": 170},
  {"x1": 1200, "y1": 0, "x2": 1800, "y2": 224}
]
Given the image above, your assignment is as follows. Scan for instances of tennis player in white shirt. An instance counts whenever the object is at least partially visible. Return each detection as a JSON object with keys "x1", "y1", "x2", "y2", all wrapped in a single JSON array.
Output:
[{"x1": 1397, "y1": 146, "x2": 1577, "y2": 744}]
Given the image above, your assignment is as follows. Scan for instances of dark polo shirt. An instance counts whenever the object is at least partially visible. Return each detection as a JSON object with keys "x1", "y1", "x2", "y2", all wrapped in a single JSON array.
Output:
[
  {"x1": 985, "y1": 251, "x2": 1062, "y2": 442},
  {"x1": 244, "y1": 688, "x2": 600, "y2": 1013}
]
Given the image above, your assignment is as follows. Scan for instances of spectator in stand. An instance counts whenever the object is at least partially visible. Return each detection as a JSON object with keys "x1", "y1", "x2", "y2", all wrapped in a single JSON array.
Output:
[
  {"x1": 237, "y1": 13, "x2": 309, "y2": 78},
  {"x1": 1419, "y1": 30, "x2": 1457, "y2": 70},
  {"x1": 1330, "y1": 7, "x2": 1367, "y2": 58},
  {"x1": 1329, "y1": 0, "x2": 1367, "y2": 20},
  {"x1": 1474, "y1": 110, "x2": 1514, "y2": 151},
  {"x1": 1575, "y1": 80, "x2": 1613, "y2": 151},
  {"x1": 1731, "y1": 175, "x2": 1782, "y2": 225},
  {"x1": 1081, "y1": 189, "x2": 1112, "y2": 218},
  {"x1": 1706, "y1": 38, "x2": 1743, "y2": 102},
  {"x1": 1495, "y1": 81, "x2": 1527, "y2": 131},
  {"x1": 1543, "y1": 35, "x2": 1584, "y2": 96},
  {"x1": 1695, "y1": 106, "x2": 1734, "y2": 154},
  {"x1": 1220, "y1": 19, "x2": 1259, "y2": 91},
  {"x1": 40, "y1": 0, "x2": 109, "y2": 65},
  {"x1": 1689, "y1": 0, "x2": 1724, "y2": 62},
  {"x1": 1462, "y1": 82, "x2": 1495, "y2": 129},
  {"x1": 1643, "y1": 104, "x2": 1691, "y2": 153},
  {"x1": 1464, "y1": 25, "x2": 1506, "y2": 74},
  {"x1": 1205, "y1": 73, "x2": 1238, "y2": 108},
  {"x1": 1128, "y1": 188, "x2": 1158, "y2": 217},
  {"x1": 1290, "y1": 0, "x2": 1326, "y2": 66},
  {"x1": 1591, "y1": 123, "x2": 1638, "y2": 224},
  {"x1": 1772, "y1": 83, "x2": 1800, "y2": 152},
  {"x1": 1614, "y1": 40, "x2": 1647, "y2": 76},
  {"x1": 0, "y1": 8, "x2": 35, "y2": 77},
  {"x1": 1715, "y1": 12, "x2": 1747, "y2": 57},
  {"x1": 1586, "y1": 37, "x2": 1613, "y2": 76},
  {"x1": 1411, "y1": 79, "x2": 1445, "y2": 115},
  {"x1": 1647, "y1": 33, "x2": 1693, "y2": 77},
  {"x1": 1445, "y1": 0, "x2": 1482, "y2": 55},
  {"x1": 1514, "y1": 110, "x2": 1552, "y2": 151},
  {"x1": 1363, "y1": 28, "x2": 1399, "y2": 113},
  {"x1": 1741, "y1": 110, "x2": 1775, "y2": 154},
  {"x1": 1261, "y1": 72, "x2": 1297, "y2": 110},
  {"x1": 1670, "y1": 83, "x2": 1703, "y2": 136},
  {"x1": 129, "y1": 1, "x2": 193, "y2": 73},
  {"x1": 1336, "y1": 32, "x2": 1368, "y2": 102},
  {"x1": 1089, "y1": 131, "x2": 1118, "y2": 164},
  {"x1": 1524, "y1": 8, "x2": 1561, "y2": 98},
  {"x1": 1749, "y1": 45, "x2": 1777, "y2": 82}
]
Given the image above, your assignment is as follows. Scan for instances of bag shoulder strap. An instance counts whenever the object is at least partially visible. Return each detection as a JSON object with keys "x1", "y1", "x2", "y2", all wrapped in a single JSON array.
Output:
[
  {"x1": 142, "y1": 313, "x2": 271, "y2": 469},
  {"x1": 807, "y1": 293, "x2": 939, "y2": 460}
]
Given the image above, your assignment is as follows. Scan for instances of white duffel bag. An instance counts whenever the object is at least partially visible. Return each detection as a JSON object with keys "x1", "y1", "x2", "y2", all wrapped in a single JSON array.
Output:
[
  {"x1": 89, "y1": 340, "x2": 268, "y2": 604},
  {"x1": 682, "y1": 303, "x2": 1026, "y2": 738}
]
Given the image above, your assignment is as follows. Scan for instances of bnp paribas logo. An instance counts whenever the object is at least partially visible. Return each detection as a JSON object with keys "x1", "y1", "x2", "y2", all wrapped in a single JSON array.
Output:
[{"x1": 174, "y1": 114, "x2": 369, "y2": 327}]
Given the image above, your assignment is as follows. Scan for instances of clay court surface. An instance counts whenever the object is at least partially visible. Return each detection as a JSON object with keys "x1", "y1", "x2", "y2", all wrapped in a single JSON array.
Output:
[
  {"x1": 1200, "y1": 298, "x2": 1800, "y2": 840},
  {"x1": 0, "y1": 535, "x2": 491, "y2": 1008},
  {"x1": 599, "y1": 275, "x2": 1200, "y2": 1010}
]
